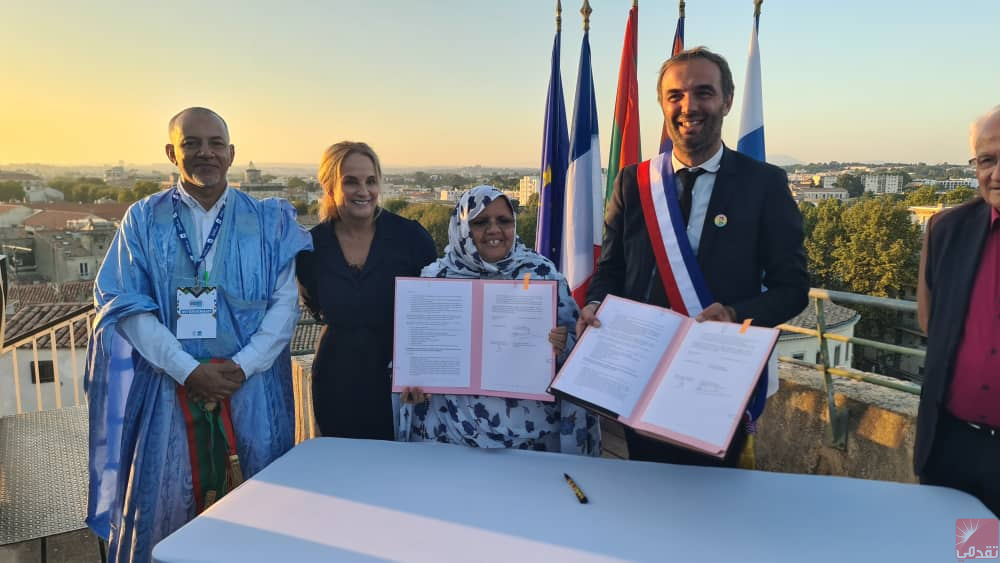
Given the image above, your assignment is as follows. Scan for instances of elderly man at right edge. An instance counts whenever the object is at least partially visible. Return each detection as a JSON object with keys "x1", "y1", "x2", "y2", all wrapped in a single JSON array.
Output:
[{"x1": 916, "y1": 106, "x2": 1000, "y2": 516}]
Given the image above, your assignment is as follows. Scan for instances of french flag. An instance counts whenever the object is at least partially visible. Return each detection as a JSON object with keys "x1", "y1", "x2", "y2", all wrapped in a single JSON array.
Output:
[{"x1": 562, "y1": 28, "x2": 603, "y2": 307}]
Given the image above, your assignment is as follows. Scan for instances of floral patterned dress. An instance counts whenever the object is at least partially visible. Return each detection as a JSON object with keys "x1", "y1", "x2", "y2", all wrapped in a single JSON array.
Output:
[{"x1": 396, "y1": 186, "x2": 601, "y2": 455}]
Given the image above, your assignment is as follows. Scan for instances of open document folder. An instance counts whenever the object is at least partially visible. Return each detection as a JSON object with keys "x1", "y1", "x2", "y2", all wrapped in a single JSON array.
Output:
[
  {"x1": 392, "y1": 277, "x2": 558, "y2": 401},
  {"x1": 549, "y1": 295, "x2": 779, "y2": 458}
]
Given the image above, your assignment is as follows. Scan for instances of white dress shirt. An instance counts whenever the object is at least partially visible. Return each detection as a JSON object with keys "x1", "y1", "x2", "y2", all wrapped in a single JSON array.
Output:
[
  {"x1": 671, "y1": 144, "x2": 724, "y2": 255},
  {"x1": 117, "y1": 183, "x2": 300, "y2": 384}
]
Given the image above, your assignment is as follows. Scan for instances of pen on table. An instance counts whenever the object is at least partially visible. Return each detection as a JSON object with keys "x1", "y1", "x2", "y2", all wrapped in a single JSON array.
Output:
[{"x1": 563, "y1": 473, "x2": 588, "y2": 504}]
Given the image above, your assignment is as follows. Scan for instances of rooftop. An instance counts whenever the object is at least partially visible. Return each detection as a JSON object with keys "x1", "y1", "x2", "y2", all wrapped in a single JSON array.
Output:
[
  {"x1": 783, "y1": 300, "x2": 860, "y2": 333},
  {"x1": 3, "y1": 303, "x2": 91, "y2": 348}
]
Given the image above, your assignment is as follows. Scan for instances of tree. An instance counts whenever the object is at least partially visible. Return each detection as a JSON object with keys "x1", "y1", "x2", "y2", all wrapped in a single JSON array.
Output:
[
  {"x1": 835, "y1": 174, "x2": 864, "y2": 198},
  {"x1": 904, "y1": 185, "x2": 938, "y2": 207},
  {"x1": 413, "y1": 171, "x2": 429, "y2": 188},
  {"x1": 287, "y1": 177, "x2": 309, "y2": 190},
  {"x1": 399, "y1": 202, "x2": 452, "y2": 253},
  {"x1": 382, "y1": 197, "x2": 410, "y2": 214},
  {"x1": 290, "y1": 199, "x2": 309, "y2": 216},
  {"x1": 939, "y1": 186, "x2": 977, "y2": 204},
  {"x1": 0, "y1": 181, "x2": 25, "y2": 201},
  {"x1": 800, "y1": 199, "x2": 846, "y2": 289}
]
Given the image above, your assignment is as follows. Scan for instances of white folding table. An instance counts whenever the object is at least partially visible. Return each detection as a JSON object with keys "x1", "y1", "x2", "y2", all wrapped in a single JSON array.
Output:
[{"x1": 153, "y1": 437, "x2": 994, "y2": 562}]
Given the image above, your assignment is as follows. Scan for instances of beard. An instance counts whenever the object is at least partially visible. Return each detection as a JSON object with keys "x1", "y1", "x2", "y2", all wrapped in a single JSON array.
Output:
[{"x1": 667, "y1": 110, "x2": 725, "y2": 158}]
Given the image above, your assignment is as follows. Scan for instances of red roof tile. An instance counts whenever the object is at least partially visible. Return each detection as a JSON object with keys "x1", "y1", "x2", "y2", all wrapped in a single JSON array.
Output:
[
  {"x1": 4, "y1": 303, "x2": 92, "y2": 349},
  {"x1": 22, "y1": 210, "x2": 101, "y2": 231}
]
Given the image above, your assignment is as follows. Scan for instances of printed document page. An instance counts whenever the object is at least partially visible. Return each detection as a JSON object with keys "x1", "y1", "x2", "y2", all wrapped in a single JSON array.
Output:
[
  {"x1": 480, "y1": 282, "x2": 555, "y2": 395},
  {"x1": 393, "y1": 279, "x2": 473, "y2": 388},
  {"x1": 552, "y1": 296, "x2": 685, "y2": 416},
  {"x1": 638, "y1": 321, "x2": 775, "y2": 448}
]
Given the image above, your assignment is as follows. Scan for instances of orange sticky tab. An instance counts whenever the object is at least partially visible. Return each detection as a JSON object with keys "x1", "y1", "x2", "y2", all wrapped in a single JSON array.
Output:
[
  {"x1": 522, "y1": 273, "x2": 531, "y2": 290},
  {"x1": 740, "y1": 318, "x2": 753, "y2": 334}
]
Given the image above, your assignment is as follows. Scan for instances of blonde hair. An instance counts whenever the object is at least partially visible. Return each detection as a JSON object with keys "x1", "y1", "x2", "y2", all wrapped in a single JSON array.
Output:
[{"x1": 317, "y1": 141, "x2": 383, "y2": 222}]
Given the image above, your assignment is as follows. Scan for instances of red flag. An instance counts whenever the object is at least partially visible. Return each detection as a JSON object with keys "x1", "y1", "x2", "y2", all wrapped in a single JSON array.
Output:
[{"x1": 605, "y1": 3, "x2": 641, "y2": 203}]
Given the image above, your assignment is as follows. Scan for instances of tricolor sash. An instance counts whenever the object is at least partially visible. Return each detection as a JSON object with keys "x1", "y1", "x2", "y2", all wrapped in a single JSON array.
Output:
[
  {"x1": 636, "y1": 153, "x2": 712, "y2": 316},
  {"x1": 636, "y1": 153, "x2": 768, "y2": 423}
]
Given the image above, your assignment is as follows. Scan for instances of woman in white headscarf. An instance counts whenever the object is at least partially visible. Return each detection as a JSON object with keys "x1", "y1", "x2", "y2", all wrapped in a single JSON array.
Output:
[{"x1": 398, "y1": 185, "x2": 600, "y2": 455}]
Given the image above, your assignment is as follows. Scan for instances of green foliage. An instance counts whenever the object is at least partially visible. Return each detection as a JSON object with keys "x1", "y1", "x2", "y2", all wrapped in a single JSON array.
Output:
[
  {"x1": 904, "y1": 185, "x2": 939, "y2": 206},
  {"x1": 50, "y1": 176, "x2": 116, "y2": 202},
  {"x1": 399, "y1": 202, "x2": 453, "y2": 253},
  {"x1": 939, "y1": 186, "x2": 977, "y2": 204},
  {"x1": 802, "y1": 198, "x2": 921, "y2": 354},
  {"x1": 381, "y1": 197, "x2": 410, "y2": 214},
  {"x1": 517, "y1": 193, "x2": 539, "y2": 249},
  {"x1": 290, "y1": 199, "x2": 309, "y2": 216},
  {"x1": 832, "y1": 199, "x2": 920, "y2": 299},
  {"x1": 0, "y1": 181, "x2": 25, "y2": 201},
  {"x1": 834, "y1": 174, "x2": 864, "y2": 198},
  {"x1": 287, "y1": 177, "x2": 309, "y2": 190},
  {"x1": 800, "y1": 199, "x2": 846, "y2": 289}
]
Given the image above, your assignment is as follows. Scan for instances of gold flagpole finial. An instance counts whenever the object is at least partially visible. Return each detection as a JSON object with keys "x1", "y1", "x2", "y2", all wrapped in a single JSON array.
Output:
[
  {"x1": 633, "y1": 0, "x2": 638, "y2": 8},
  {"x1": 556, "y1": 0, "x2": 562, "y2": 32},
  {"x1": 581, "y1": 0, "x2": 592, "y2": 32},
  {"x1": 679, "y1": 0, "x2": 686, "y2": 18},
  {"x1": 754, "y1": 0, "x2": 763, "y2": 17}
]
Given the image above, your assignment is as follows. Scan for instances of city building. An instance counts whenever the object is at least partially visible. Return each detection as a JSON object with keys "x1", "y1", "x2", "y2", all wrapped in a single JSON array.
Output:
[
  {"x1": 794, "y1": 186, "x2": 850, "y2": 204},
  {"x1": 908, "y1": 203, "x2": 957, "y2": 232},
  {"x1": 911, "y1": 178, "x2": 979, "y2": 190},
  {"x1": 0, "y1": 205, "x2": 36, "y2": 228},
  {"x1": 23, "y1": 184, "x2": 65, "y2": 203},
  {"x1": 0, "y1": 171, "x2": 45, "y2": 191},
  {"x1": 776, "y1": 300, "x2": 861, "y2": 368},
  {"x1": 863, "y1": 174, "x2": 903, "y2": 194},
  {"x1": 103, "y1": 161, "x2": 130, "y2": 186},
  {"x1": 519, "y1": 175, "x2": 539, "y2": 204},
  {"x1": 244, "y1": 161, "x2": 263, "y2": 184}
]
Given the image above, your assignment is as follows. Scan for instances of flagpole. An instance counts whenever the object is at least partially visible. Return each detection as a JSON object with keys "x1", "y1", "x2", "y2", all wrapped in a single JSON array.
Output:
[
  {"x1": 581, "y1": 0, "x2": 591, "y2": 32},
  {"x1": 556, "y1": 0, "x2": 561, "y2": 32},
  {"x1": 679, "y1": 0, "x2": 685, "y2": 18},
  {"x1": 754, "y1": 0, "x2": 762, "y2": 18}
]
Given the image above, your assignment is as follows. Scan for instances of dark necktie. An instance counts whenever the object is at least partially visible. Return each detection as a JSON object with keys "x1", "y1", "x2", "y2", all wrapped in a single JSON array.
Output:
[{"x1": 676, "y1": 167, "x2": 705, "y2": 226}]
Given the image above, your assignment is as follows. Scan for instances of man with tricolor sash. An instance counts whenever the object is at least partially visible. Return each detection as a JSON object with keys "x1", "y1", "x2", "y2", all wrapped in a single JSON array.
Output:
[
  {"x1": 578, "y1": 47, "x2": 807, "y2": 468},
  {"x1": 84, "y1": 107, "x2": 312, "y2": 562}
]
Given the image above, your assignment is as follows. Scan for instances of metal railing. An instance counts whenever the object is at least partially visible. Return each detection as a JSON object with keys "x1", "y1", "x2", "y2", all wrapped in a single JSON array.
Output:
[
  {"x1": 1, "y1": 305, "x2": 95, "y2": 415},
  {"x1": 1, "y1": 288, "x2": 926, "y2": 450},
  {"x1": 775, "y1": 288, "x2": 925, "y2": 449}
]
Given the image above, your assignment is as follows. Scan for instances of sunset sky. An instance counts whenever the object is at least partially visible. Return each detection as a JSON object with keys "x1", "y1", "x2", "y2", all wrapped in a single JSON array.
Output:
[{"x1": 1, "y1": 0, "x2": 997, "y2": 169}]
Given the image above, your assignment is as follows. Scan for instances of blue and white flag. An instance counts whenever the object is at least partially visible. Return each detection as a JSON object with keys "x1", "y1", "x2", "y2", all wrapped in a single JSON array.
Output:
[
  {"x1": 736, "y1": 7, "x2": 778, "y2": 405},
  {"x1": 562, "y1": 29, "x2": 603, "y2": 306},
  {"x1": 736, "y1": 13, "x2": 765, "y2": 161}
]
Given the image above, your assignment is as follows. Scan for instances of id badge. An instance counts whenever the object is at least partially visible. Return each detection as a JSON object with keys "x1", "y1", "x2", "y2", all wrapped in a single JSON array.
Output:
[{"x1": 176, "y1": 286, "x2": 218, "y2": 340}]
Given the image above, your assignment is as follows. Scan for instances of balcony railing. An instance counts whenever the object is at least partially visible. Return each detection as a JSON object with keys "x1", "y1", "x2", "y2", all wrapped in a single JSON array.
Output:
[
  {"x1": 1, "y1": 305, "x2": 95, "y2": 415},
  {"x1": 775, "y1": 288, "x2": 925, "y2": 449}
]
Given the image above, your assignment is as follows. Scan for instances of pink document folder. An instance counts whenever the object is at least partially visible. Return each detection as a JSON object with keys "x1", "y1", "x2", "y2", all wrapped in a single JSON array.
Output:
[
  {"x1": 392, "y1": 277, "x2": 558, "y2": 401},
  {"x1": 550, "y1": 296, "x2": 778, "y2": 458}
]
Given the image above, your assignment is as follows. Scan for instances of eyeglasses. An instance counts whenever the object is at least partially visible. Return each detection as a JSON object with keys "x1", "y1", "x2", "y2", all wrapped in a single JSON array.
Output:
[
  {"x1": 969, "y1": 154, "x2": 998, "y2": 171},
  {"x1": 469, "y1": 216, "x2": 515, "y2": 231}
]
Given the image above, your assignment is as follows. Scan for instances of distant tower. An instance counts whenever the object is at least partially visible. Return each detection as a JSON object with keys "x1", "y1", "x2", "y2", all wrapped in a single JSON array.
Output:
[{"x1": 245, "y1": 161, "x2": 262, "y2": 184}]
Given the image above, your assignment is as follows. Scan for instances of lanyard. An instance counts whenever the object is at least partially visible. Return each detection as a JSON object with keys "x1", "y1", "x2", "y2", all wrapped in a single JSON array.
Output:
[{"x1": 171, "y1": 189, "x2": 226, "y2": 283}]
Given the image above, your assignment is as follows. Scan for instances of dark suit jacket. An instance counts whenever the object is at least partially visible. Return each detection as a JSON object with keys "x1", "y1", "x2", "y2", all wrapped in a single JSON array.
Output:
[
  {"x1": 914, "y1": 198, "x2": 993, "y2": 474},
  {"x1": 587, "y1": 147, "x2": 808, "y2": 328}
]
